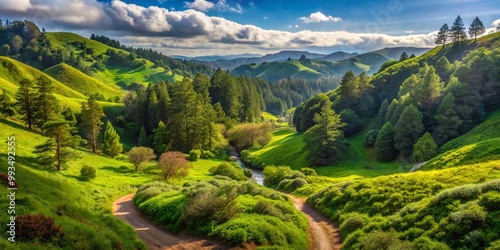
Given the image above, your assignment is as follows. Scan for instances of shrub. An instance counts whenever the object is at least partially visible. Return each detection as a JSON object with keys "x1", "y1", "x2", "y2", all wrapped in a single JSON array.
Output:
[
  {"x1": 201, "y1": 150, "x2": 215, "y2": 159},
  {"x1": 243, "y1": 169, "x2": 253, "y2": 178},
  {"x1": 359, "y1": 229, "x2": 406, "y2": 250},
  {"x1": 209, "y1": 162, "x2": 247, "y2": 181},
  {"x1": 364, "y1": 129, "x2": 379, "y2": 147},
  {"x1": 300, "y1": 167, "x2": 317, "y2": 176},
  {"x1": 80, "y1": 165, "x2": 96, "y2": 181},
  {"x1": 262, "y1": 165, "x2": 295, "y2": 186},
  {"x1": 288, "y1": 178, "x2": 308, "y2": 189},
  {"x1": 412, "y1": 132, "x2": 438, "y2": 162},
  {"x1": 16, "y1": 213, "x2": 64, "y2": 244},
  {"x1": 188, "y1": 149, "x2": 201, "y2": 162},
  {"x1": 339, "y1": 213, "x2": 368, "y2": 237},
  {"x1": 227, "y1": 122, "x2": 272, "y2": 150},
  {"x1": 0, "y1": 173, "x2": 18, "y2": 189},
  {"x1": 127, "y1": 147, "x2": 156, "y2": 172},
  {"x1": 158, "y1": 151, "x2": 190, "y2": 180},
  {"x1": 479, "y1": 191, "x2": 500, "y2": 211}
]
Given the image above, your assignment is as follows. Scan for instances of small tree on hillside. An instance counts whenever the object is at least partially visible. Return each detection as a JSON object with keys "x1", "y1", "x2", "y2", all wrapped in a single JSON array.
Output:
[
  {"x1": 394, "y1": 105, "x2": 424, "y2": 157},
  {"x1": 375, "y1": 122, "x2": 398, "y2": 162},
  {"x1": 412, "y1": 132, "x2": 438, "y2": 162},
  {"x1": 33, "y1": 76, "x2": 60, "y2": 129},
  {"x1": 127, "y1": 147, "x2": 156, "y2": 172},
  {"x1": 303, "y1": 99, "x2": 348, "y2": 166},
  {"x1": 34, "y1": 120, "x2": 80, "y2": 171},
  {"x1": 450, "y1": 15, "x2": 467, "y2": 43},
  {"x1": 0, "y1": 88, "x2": 14, "y2": 117},
  {"x1": 435, "y1": 23, "x2": 449, "y2": 47},
  {"x1": 468, "y1": 17, "x2": 485, "y2": 42},
  {"x1": 158, "y1": 151, "x2": 190, "y2": 180},
  {"x1": 15, "y1": 79, "x2": 35, "y2": 129},
  {"x1": 433, "y1": 92, "x2": 463, "y2": 145},
  {"x1": 399, "y1": 52, "x2": 409, "y2": 61},
  {"x1": 80, "y1": 96, "x2": 105, "y2": 153},
  {"x1": 102, "y1": 121, "x2": 123, "y2": 158},
  {"x1": 138, "y1": 126, "x2": 149, "y2": 147}
]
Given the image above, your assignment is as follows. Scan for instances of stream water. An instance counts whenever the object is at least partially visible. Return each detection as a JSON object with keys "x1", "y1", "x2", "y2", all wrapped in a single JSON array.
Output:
[{"x1": 230, "y1": 155, "x2": 264, "y2": 185}]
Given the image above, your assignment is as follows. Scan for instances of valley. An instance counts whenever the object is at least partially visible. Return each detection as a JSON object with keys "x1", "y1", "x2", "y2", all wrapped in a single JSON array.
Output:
[{"x1": 0, "y1": 8, "x2": 499, "y2": 250}]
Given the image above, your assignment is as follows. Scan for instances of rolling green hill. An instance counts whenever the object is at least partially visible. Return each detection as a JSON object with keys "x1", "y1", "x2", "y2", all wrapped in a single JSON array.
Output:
[
  {"x1": 44, "y1": 63, "x2": 122, "y2": 101},
  {"x1": 0, "y1": 56, "x2": 86, "y2": 99},
  {"x1": 231, "y1": 47, "x2": 429, "y2": 82}
]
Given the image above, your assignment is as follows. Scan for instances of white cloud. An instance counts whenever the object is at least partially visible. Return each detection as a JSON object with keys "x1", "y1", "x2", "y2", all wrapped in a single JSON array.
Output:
[
  {"x1": 300, "y1": 12, "x2": 342, "y2": 23},
  {"x1": 295, "y1": 25, "x2": 299, "y2": 28},
  {"x1": 185, "y1": 0, "x2": 214, "y2": 12},
  {"x1": 405, "y1": 30, "x2": 414, "y2": 34},
  {"x1": 0, "y1": 0, "x2": 31, "y2": 12},
  {"x1": 0, "y1": 0, "x2": 437, "y2": 56},
  {"x1": 263, "y1": 16, "x2": 268, "y2": 20}
]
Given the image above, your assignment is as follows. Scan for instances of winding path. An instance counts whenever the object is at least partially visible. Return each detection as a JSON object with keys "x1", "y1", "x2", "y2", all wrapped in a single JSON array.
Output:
[
  {"x1": 113, "y1": 194, "x2": 230, "y2": 250},
  {"x1": 113, "y1": 194, "x2": 342, "y2": 250},
  {"x1": 288, "y1": 195, "x2": 343, "y2": 250}
]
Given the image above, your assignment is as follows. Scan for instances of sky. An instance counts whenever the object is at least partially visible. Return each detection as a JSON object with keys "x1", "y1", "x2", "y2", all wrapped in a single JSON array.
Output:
[{"x1": 0, "y1": 0, "x2": 499, "y2": 56}]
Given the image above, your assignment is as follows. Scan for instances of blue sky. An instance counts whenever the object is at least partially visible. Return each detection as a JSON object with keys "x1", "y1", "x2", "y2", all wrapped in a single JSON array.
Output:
[{"x1": 0, "y1": 0, "x2": 499, "y2": 56}]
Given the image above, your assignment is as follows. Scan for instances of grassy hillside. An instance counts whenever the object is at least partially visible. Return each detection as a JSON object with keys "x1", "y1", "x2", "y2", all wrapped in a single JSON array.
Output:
[
  {"x1": 243, "y1": 129, "x2": 405, "y2": 178},
  {"x1": 0, "y1": 56, "x2": 85, "y2": 99},
  {"x1": 44, "y1": 63, "x2": 122, "y2": 101},
  {"x1": 45, "y1": 32, "x2": 183, "y2": 87},
  {"x1": 232, "y1": 61, "x2": 322, "y2": 82},
  {"x1": 421, "y1": 111, "x2": 500, "y2": 171}
]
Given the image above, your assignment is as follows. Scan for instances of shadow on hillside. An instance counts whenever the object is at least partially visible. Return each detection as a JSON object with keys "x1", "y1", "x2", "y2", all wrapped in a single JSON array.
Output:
[
  {"x1": 102, "y1": 165, "x2": 134, "y2": 174},
  {"x1": 0, "y1": 118, "x2": 40, "y2": 134}
]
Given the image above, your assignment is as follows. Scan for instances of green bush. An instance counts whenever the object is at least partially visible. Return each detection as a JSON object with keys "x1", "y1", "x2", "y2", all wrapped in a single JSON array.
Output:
[
  {"x1": 209, "y1": 162, "x2": 247, "y2": 181},
  {"x1": 80, "y1": 165, "x2": 96, "y2": 181},
  {"x1": 479, "y1": 191, "x2": 500, "y2": 211},
  {"x1": 262, "y1": 165, "x2": 295, "y2": 186},
  {"x1": 300, "y1": 167, "x2": 317, "y2": 176},
  {"x1": 339, "y1": 213, "x2": 369, "y2": 237},
  {"x1": 364, "y1": 129, "x2": 379, "y2": 147},
  {"x1": 201, "y1": 150, "x2": 215, "y2": 159},
  {"x1": 243, "y1": 169, "x2": 252, "y2": 178},
  {"x1": 188, "y1": 149, "x2": 201, "y2": 161}
]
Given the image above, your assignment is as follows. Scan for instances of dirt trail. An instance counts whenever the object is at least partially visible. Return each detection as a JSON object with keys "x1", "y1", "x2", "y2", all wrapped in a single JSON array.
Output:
[
  {"x1": 288, "y1": 195, "x2": 343, "y2": 250},
  {"x1": 113, "y1": 194, "x2": 231, "y2": 250}
]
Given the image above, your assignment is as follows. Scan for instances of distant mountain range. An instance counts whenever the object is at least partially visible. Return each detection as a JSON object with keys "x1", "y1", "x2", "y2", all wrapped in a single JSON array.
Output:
[{"x1": 230, "y1": 47, "x2": 430, "y2": 82}]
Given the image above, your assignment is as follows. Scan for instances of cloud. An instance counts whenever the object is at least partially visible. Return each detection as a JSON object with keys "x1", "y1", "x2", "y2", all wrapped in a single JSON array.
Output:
[
  {"x1": 0, "y1": 0, "x2": 31, "y2": 12},
  {"x1": 0, "y1": 0, "x2": 437, "y2": 56},
  {"x1": 405, "y1": 30, "x2": 414, "y2": 34},
  {"x1": 185, "y1": 0, "x2": 214, "y2": 12},
  {"x1": 300, "y1": 12, "x2": 342, "y2": 23}
]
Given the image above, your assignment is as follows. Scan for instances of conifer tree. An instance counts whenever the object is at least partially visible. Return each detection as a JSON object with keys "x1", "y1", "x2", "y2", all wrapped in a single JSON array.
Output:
[
  {"x1": 80, "y1": 96, "x2": 105, "y2": 153},
  {"x1": 468, "y1": 17, "x2": 485, "y2": 42},
  {"x1": 155, "y1": 81, "x2": 170, "y2": 124},
  {"x1": 399, "y1": 52, "x2": 409, "y2": 61},
  {"x1": 303, "y1": 99, "x2": 348, "y2": 166},
  {"x1": 138, "y1": 126, "x2": 149, "y2": 147},
  {"x1": 0, "y1": 88, "x2": 14, "y2": 117},
  {"x1": 153, "y1": 121, "x2": 169, "y2": 155},
  {"x1": 102, "y1": 121, "x2": 123, "y2": 158},
  {"x1": 394, "y1": 104, "x2": 424, "y2": 157},
  {"x1": 33, "y1": 76, "x2": 60, "y2": 129},
  {"x1": 376, "y1": 99, "x2": 389, "y2": 128},
  {"x1": 433, "y1": 92, "x2": 463, "y2": 145},
  {"x1": 35, "y1": 120, "x2": 80, "y2": 171},
  {"x1": 412, "y1": 132, "x2": 438, "y2": 162},
  {"x1": 15, "y1": 79, "x2": 35, "y2": 129},
  {"x1": 375, "y1": 122, "x2": 398, "y2": 162},
  {"x1": 450, "y1": 15, "x2": 467, "y2": 43},
  {"x1": 435, "y1": 23, "x2": 449, "y2": 47}
]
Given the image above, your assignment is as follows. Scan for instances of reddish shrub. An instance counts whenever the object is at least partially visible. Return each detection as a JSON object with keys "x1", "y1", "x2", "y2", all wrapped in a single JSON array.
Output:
[
  {"x1": 16, "y1": 213, "x2": 64, "y2": 244},
  {"x1": 0, "y1": 173, "x2": 18, "y2": 189}
]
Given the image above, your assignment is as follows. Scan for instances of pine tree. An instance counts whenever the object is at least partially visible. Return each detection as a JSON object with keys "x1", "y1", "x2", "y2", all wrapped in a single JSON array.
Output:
[
  {"x1": 15, "y1": 79, "x2": 35, "y2": 129},
  {"x1": 0, "y1": 88, "x2": 14, "y2": 117},
  {"x1": 33, "y1": 76, "x2": 60, "y2": 129},
  {"x1": 435, "y1": 23, "x2": 449, "y2": 47},
  {"x1": 433, "y1": 92, "x2": 463, "y2": 145},
  {"x1": 303, "y1": 99, "x2": 348, "y2": 166},
  {"x1": 374, "y1": 122, "x2": 398, "y2": 162},
  {"x1": 468, "y1": 17, "x2": 485, "y2": 42},
  {"x1": 376, "y1": 99, "x2": 389, "y2": 129},
  {"x1": 450, "y1": 15, "x2": 467, "y2": 43},
  {"x1": 138, "y1": 126, "x2": 149, "y2": 147},
  {"x1": 34, "y1": 120, "x2": 80, "y2": 171},
  {"x1": 435, "y1": 56, "x2": 452, "y2": 82},
  {"x1": 153, "y1": 121, "x2": 169, "y2": 155},
  {"x1": 394, "y1": 104, "x2": 424, "y2": 157},
  {"x1": 155, "y1": 82, "x2": 170, "y2": 123},
  {"x1": 399, "y1": 52, "x2": 409, "y2": 61},
  {"x1": 102, "y1": 121, "x2": 123, "y2": 158},
  {"x1": 80, "y1": 96, "x2": 105, "y2": 153},
  {"x1": 412, "y1": 132, "x2": 438, "y2": 162}
]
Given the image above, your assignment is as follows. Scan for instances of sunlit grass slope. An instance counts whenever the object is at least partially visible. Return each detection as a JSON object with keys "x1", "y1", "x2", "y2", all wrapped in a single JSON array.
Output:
[{"x1": 44, "y1": 63, "x2": 122, "y2": 100}]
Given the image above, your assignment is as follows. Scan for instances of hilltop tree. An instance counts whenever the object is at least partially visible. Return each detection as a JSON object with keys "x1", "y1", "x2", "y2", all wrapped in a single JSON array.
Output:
[
  {"x1": 394, "y1": 105, "x2": 424, "y2": 157},
  {"x1": 34, "y1": 120, "x2": 80, "y2": 171},
  {"x1": 450, "y1": 15, "x2": 467, "y2": 43},
  {"x1": 412, "y1": 132, "x2": 438, "y2": 162},
  {"x1": 303, "y1": 99, "x2": 348, "y2": 166},
  {"x1": 127, "y1": 147, "x2": 156, "y2": 172},
  {"x1": 374, "y1": 122, "x2": 398, "y2": 162},
  {"x1": 102, "y1": 121, "x2": 123, "y2": 158},
  {"x1": 468, "y1": 17, "x2": 485, "y2": 42},
  {"x1": 435, "y1": 23, "x2": 449, "y2": 47},
  {"x1": 80, "y1": 96, "x2": 105, "y2": 153},
  {"x1": 15, "y1": 79, "x2": 35, "y2": 129},
  {"x1": 399, "y1": 52, "x2": 409, "y2": 61},
  {"x1": 433, "y1": 92, "x2": 463, "y2": 145},
  {"x1": 10, "y1": 35, "x2": 23, "y2": 54},
  {"x1": 0, "y1": 89, "x2": 14, "y2": 117},
  {"x1": 33, "y1": 76, "x2": 60, "y2": 129}
]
